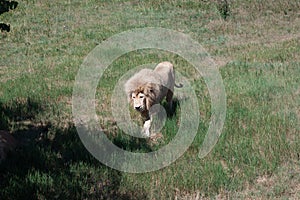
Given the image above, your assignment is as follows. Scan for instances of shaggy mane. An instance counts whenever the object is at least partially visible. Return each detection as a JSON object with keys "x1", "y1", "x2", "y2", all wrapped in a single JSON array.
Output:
[{"x1": 124, "y1": 69, "x2": 162, "y2": 97}]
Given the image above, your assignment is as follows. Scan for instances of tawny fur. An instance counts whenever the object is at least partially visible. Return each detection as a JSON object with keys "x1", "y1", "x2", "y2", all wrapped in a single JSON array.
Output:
[{"x1": 124, "y1": 61, "x2": 181, "y2": 136}]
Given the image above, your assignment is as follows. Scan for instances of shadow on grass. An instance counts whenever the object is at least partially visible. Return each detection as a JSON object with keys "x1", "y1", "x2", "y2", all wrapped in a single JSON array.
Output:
[
  {"x1": 0, "y1": 0, "x2": 18, "y2": 32},
  {"x1": 0, "y1": 98, "x2": 147, "y2": 200},
  {"x1": 112, "y1": 134, "x2": 153, "y2": 152}
]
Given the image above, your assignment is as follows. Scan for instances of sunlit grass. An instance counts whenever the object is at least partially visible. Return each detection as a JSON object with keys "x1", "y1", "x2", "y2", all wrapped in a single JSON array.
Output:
[{"x1": 0, "y1": 0, "x2": 299, "y2": 199}]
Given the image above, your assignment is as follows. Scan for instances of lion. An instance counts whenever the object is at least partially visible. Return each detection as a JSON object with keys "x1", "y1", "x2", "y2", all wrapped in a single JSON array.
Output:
[{"x1": 124, "y1": 61, "x2": 182, "y2": 137}]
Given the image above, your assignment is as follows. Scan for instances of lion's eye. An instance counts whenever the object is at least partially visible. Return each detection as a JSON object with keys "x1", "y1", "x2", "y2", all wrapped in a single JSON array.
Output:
[
  {"x1": 140, "y1": 96, "x2": 143, "y2": 99},
  {"x1": 132, "y1": 96, "x2": 135, "y2": 99}
]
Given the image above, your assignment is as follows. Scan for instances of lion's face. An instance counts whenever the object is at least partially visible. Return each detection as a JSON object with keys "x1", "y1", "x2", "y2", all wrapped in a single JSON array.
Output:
[
  {"x1": 128, "y1": 83, "x2": 158, "y2": 116},
  {"x1": 131, "y1": 92, "x2": 146, "y2": 112}
]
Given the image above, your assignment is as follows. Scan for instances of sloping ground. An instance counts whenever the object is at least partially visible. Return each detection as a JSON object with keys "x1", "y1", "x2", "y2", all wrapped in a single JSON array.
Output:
[{"x1": 0, "y1": 0, "x2": 299, "y2": 199}]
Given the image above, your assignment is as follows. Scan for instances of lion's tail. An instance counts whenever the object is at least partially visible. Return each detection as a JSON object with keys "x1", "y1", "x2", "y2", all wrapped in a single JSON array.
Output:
[{"x1": 175, "y1": 83, "x2": 183, "y2": 88}]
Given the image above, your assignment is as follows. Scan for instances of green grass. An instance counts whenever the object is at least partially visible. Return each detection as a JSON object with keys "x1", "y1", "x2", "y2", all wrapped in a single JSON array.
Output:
[{"x1": 1, "y1": 0, "x2": 300, "y2": 199}]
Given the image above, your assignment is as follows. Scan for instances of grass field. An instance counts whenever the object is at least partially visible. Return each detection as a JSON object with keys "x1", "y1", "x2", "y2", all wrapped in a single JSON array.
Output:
[{"x1": 1, "y1": 0, "x2": 300, "y2": 199}]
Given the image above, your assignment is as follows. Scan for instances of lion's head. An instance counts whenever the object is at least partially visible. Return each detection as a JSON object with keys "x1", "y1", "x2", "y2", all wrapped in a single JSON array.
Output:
[{"x1": 128, "y1": 83, "x2": 160, "y2": 115}]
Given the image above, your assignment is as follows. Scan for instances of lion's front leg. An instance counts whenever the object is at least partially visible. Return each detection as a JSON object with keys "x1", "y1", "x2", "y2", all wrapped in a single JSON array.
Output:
[{"x1": 142, "y1": 119, "x2": 151, "y2": 137}]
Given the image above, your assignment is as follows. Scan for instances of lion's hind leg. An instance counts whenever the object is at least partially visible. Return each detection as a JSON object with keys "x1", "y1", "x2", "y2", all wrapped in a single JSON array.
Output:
[{"x1": 166, "y1": 89, "x2": 173, "y2": 111}]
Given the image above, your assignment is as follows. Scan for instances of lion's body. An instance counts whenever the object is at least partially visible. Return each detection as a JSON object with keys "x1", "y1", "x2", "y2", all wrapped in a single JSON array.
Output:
[{"x1": 124, "y1": 61, "x2": 181, "y2": 136}]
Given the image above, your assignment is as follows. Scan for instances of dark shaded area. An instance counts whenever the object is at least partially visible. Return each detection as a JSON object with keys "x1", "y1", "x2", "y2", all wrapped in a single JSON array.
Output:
[
  {"x1": 0, "y1": 0, "x2": 18, "y2": 32},
  {"x1": 0, "y1": 0, "x2": 18, "y2": 14},
  {"x1": 216, "y1": 0, "x2": 230, "y2": 20},
  {"x1": 163, "y1": 98, "x2": 180, "y2": 118},
  {"x1": 112, "y1": 133, "x2": 153, "y2": 152},
  {"x1": 0, "y1": 98, "x2": 43, "y2": 129},
  {"x1": 0, "y1": 22, "x2": 10, "y2": 32},
  {"x1": 0, "y1": 98, "x2": 147, "y2": 200},
  {"x1": 0, "y1": 103, "x2": 9, "y2": 130}
]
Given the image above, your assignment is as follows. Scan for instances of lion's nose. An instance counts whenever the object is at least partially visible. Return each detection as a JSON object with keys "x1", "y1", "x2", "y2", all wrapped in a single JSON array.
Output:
[{"x1": 135, "y1": 106, "x2": 141, "y2": 110}]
